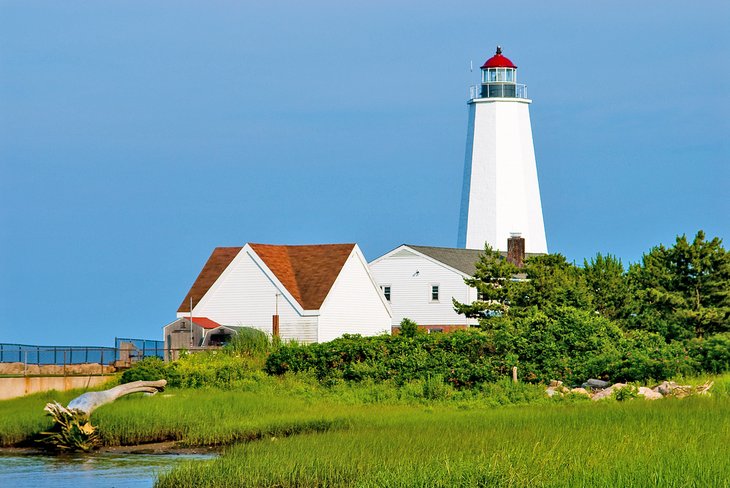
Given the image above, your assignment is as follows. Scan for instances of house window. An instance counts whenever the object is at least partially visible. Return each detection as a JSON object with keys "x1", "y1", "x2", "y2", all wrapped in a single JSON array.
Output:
[
  {"x1": 431, "y1": 285, "x2": 439, "y2": 302},
  {"x1": 381, "y1": 285, "x2": 391, "y2": 302}
]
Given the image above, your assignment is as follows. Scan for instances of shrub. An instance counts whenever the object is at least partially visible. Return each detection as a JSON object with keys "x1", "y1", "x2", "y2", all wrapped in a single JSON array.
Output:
[
  {"x1": 613, "y1": 385, "x2": 638, "y2": 401},
  {"x1": 399, "y1": 318, "x2": 419, "y2": 338},
  {"x1": 688, "y1": 333, "x2": 730, "y2": 374},
  {"x1": 422, "y1": 374, "x2": 451, "y2": 400},
  {"x1": 120, "y1": 357, "x2": 168, "y2": 384}
]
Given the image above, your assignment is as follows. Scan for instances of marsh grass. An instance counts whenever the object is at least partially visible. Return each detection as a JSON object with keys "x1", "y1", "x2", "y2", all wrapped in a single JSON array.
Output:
[
  {"x1": 91, "y1": 388, "x2": 352, "y2": 446},
  {"x1": 2, "y1": 374, "x2": 729, "y2": 487},
  {"x1": 0, "y1": 390, "x2": 81, "y2": 446},
  {"x1": 157, "y1": 396, "x2": 730, "y2": 487}
]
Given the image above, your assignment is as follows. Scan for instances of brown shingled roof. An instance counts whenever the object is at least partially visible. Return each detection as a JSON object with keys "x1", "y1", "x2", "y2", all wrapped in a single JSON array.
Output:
[
  {"x1": 177, "y1": 247, "x2": 242, "y2": 313},
  {"x1": 178, "y1": 243, "x2": 355, "y2": 313},
  {"x1": 249, "y1": 243, "x2": 355, "y2": 310}
]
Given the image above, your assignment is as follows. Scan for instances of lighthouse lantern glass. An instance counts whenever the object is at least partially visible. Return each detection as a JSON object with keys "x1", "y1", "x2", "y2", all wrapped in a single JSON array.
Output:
[{"x1": 482, "y1": 68, "x2": 516, "y2": 83}]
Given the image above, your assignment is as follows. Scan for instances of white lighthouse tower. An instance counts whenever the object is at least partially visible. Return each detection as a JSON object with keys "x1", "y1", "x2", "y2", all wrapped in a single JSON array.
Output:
[{"x1": 457, "y1": 47, "x2": 548, "y2": 254}]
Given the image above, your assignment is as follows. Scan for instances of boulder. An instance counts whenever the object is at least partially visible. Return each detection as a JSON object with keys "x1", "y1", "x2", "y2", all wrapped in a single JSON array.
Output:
[
  {"x1": 591, "y1": 383, "x2": 627, "y2": 401},
  {"x1": 570, "y1": 387, "x2": 590, "y2": 396},
  {"x1": 584, "y1": 379, "x2": 611, "y2": 390},
  {"x1": 591, "y1": 388, "x2": 613, "y2": 401},
  {"x1": 638, "y1": 387, "x2": 663, "y2": 400}
]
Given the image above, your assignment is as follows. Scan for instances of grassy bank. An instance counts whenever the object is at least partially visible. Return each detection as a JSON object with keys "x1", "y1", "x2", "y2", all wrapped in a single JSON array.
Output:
[
  {"x1": 0, "y1": 374, "x2": 575, "y2": 448},
  {"x1": 156, "y1": 396, "x2": 730, "y2": 487},
  {"x1": 2, "y1": 374, "x2": 728, "y2": 487}
]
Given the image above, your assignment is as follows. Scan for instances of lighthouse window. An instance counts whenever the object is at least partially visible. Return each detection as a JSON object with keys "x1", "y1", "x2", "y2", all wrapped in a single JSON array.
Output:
[
  {"x1": 496, "y1": 69, "x2": 505, "y2": 81},
  {"x1": 506, "y1": 69, "x2": 514, "y2": 82},
  {"x1": 487, "y1": 69, "x2": 497, "y2": 82}
]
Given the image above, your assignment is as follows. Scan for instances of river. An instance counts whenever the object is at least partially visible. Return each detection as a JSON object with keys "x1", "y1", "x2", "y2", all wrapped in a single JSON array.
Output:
[{"x1": 0, "y1": 452, "x2": 212, "y2": 487}]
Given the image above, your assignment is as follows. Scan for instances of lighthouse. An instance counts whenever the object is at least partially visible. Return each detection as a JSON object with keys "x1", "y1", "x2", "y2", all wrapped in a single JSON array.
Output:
[{"x1": 457, "y1": 47, "x2": 548, "y2": 254}]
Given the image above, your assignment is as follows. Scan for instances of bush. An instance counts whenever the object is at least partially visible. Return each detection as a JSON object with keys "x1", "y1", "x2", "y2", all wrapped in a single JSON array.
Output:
[
  {"x1": 613, "y1": 385, "x2": 638, "y2": 401},
  {"x1": 422, "y1": 374, "x2": 451, "y2": 400},
  {"x1": 265, "y1": 307, "x2": 723, "y2": 389},
  {"x1": 120, "y1": 357, "x2": 167, "y2": 384},
  {"x1": 399, "y1": 318, "x2": 419, "y2": 338},
  {"x1": 121, "y1": 350, "x2": 266, "y2": 389},
  {"x1": 688, "y1": 333, "x2": 730, "y2": 374}
]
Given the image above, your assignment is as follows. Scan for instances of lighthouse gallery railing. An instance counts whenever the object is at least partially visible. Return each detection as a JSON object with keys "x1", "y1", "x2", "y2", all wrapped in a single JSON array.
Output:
[{"x1": 469, "y1": 83, "x2": 528, "y2": 100}]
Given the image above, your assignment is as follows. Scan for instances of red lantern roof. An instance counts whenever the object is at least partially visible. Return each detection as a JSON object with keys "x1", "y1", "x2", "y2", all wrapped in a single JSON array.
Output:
[{"x1": 480, "y1": 46, "x2": 517, "y2": 69}]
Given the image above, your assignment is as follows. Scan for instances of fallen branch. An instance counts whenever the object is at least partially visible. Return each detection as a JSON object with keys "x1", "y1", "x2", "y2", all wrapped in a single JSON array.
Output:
[
  {"x1": 39, "y1": 379, "x2": 166, "y2": 452},
  {"x1": 67, "y1": 379, "x2": 167, "y2": 415}
]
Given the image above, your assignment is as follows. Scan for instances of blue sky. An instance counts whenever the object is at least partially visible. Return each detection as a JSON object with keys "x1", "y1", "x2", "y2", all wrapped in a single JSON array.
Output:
[{"x1": 1, "y1": 1, "x2": 728, "y2": 346}]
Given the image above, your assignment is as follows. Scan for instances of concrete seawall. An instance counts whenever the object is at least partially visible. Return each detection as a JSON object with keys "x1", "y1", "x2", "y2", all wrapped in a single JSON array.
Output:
[{"x1": 0, "y1": 375, "x2": 115, "y2": 400}]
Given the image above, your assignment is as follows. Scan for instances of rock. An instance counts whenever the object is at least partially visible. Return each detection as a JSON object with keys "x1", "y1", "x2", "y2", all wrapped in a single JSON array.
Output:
[
  {"x1": 591, "y1": 388, "x2": 613, "y2": 401},
  {"x1": 590, "y1": 383, "x2": 626, "y2": 401},
  {"x1": 655, "y1": 381, "x2": 697, "y2": 397},
  {"x1": 549, "y1": 380, "x2": 563, "y2": 388},
  {"x1": 585, "y1": 379, "x2": 611, "y2": 390},
  {"x1": 570, "y1": 387, "x2": 590, "y2": 396},
  {"x1": 545, "y1": 386, "x2": 563, "y2": 397},
  {"x1": 656, "y1": 381, "x2": 679, "y2": 396},
  {"x1": 638, "y1": 387, "x2": 662, "y2": 400}
]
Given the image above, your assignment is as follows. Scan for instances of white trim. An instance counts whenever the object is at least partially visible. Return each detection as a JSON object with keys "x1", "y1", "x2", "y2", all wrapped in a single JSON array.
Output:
[
  {"x1": 380, "y1": 284, "x2": 392, "y2": 302},
  {"x1": 163, "y1": 317, "x2": 185, "y2": 329},
  {"x1": 319, "y1": 245, "x2": 392, "y2": 317},
  {"x1": 244, "y1": 244, "x2": 315, "y2": 317},
  {"x1": 469, "y1": 97, "x2": 532, "y2": 105},
  {"x1": 430, "y1": 283, "x2": 440, "y2": 302},
  {"x1": 371, "y1": 245, "x2": 473, "y2": 280},
  {"x1": 181, "y1": 248, "x2": 244, "y2": 317}
]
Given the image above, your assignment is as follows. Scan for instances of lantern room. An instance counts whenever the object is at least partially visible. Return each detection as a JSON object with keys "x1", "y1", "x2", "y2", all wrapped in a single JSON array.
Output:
[
  {"x1": 471, "y1": 46, "x2": 527, "y2": 99},
  {"x1": 480, "y1": 46, "x2": 517, "y2": 83}
]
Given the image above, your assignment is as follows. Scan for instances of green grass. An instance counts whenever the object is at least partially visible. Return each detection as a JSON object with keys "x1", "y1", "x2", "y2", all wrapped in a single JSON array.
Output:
[
  {"x1": 157, "y1": 397, "x2": 730, "y2": 487},
  {"x1": 91, "y1": 388, "x2": 351, "y2": 446},
  {"x1": 2, "y1": 374, "x2": 729, "y2": 487},
  {"x1": 0, "y1": 389, "x2": 83, "y2": 446},
  {"x1": 0, "y1": 374, "x2": 577, "y2": 447}
]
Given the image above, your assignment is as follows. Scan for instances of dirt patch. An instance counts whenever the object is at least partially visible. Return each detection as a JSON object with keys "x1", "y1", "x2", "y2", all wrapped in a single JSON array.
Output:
[{"x1": 0, "y1": 441, "x2": 220, "y2": 456}]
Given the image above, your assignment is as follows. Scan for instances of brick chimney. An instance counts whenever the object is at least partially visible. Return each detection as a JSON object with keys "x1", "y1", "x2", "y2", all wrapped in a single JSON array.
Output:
[{"x1": 507, "y1": 233, "x2": 525, "y2": 268}]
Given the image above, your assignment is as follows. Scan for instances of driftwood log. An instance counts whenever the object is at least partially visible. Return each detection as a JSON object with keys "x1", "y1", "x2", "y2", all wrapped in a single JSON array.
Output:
[{"x1": 65, "y1": 379, "x2": 167, "y2": 415}]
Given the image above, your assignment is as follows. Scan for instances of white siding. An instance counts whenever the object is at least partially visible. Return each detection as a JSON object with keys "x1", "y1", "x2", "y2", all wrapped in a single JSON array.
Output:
[
  {"x1": 318, "y1": 248, "x2": 391, "y2": 342},
  {"x1": 369, "y1": 249, "x2": 477, "y2": 328},
  {"x1": 185, "y1": 247, "x2": 318, "y2": 343}
]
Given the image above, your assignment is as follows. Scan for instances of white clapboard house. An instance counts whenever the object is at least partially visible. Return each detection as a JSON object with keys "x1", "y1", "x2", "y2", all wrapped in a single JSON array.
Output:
[
  {"x1": 169, "y1": 243, "x2": 391, "y2": 349},
  {"x1": 369, "y1": 245, "x2": 484, "y2": 332},
  {"x1": 369, "y1": 238, "x2": 531, "y2": 332}
]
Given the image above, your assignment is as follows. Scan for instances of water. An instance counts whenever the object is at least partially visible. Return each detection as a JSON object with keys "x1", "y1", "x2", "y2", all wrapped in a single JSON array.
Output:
[{"x1": 0, "y1": 452, "x2": 212, "y2": 488}]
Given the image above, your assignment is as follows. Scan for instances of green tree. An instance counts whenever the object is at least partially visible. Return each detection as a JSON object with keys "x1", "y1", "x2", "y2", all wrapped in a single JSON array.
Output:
[
  {"x1": 514, "y1": 254, "x2": 592, "y2": 312},
  {"x1": 628, "y1": 231, "x2": 730, "y2": 339},
  {"x1": 453, "y1": 244, "x2": 518, "y2": 321},
  {"x1": 583, "y1": 253, "x2": 631, "y2": 321}
]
